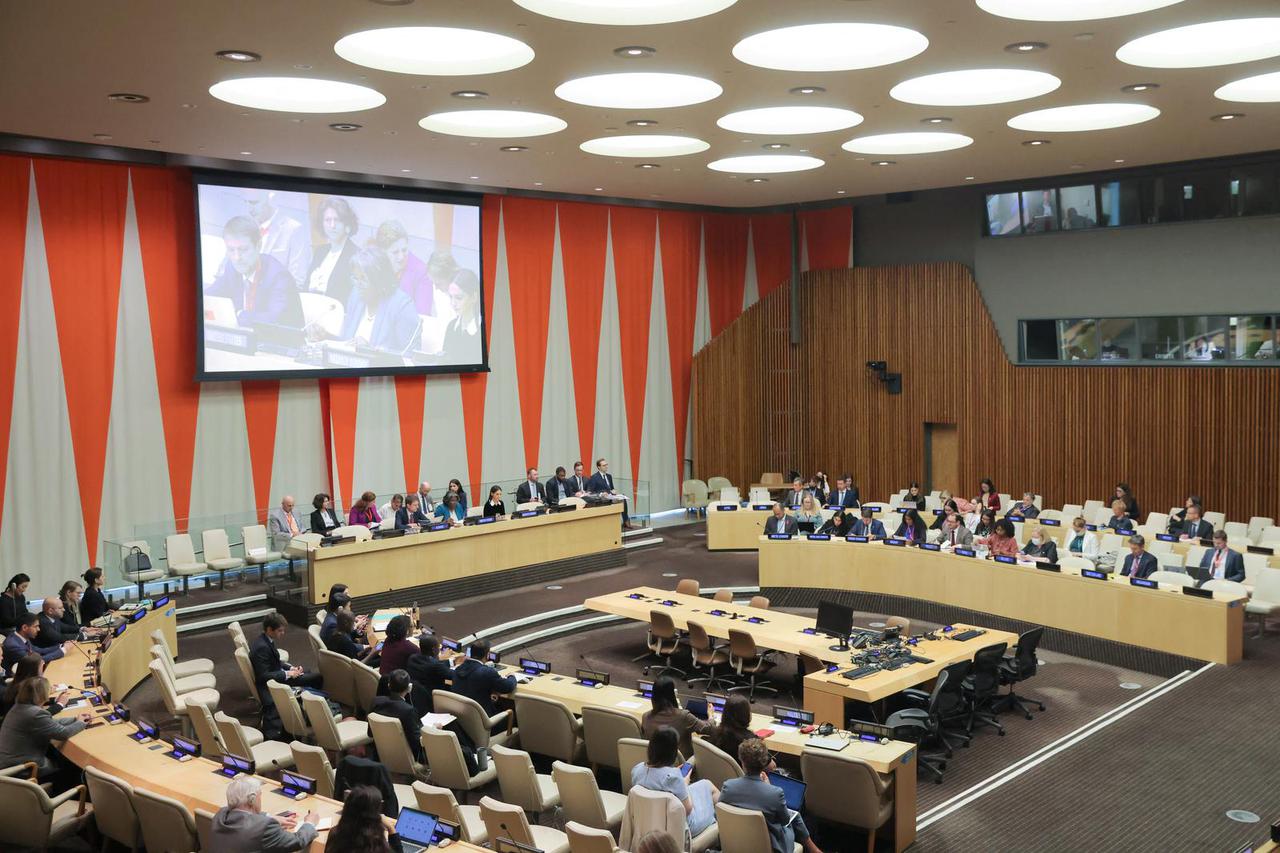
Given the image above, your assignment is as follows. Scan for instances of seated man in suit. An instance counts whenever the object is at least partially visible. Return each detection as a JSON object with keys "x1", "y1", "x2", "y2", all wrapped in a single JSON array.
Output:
[
  {"x1": 1119, "y1": 534, "x2": 1158, "y2": 579},
  {"x1": 1105, "y1": 500, "x2": 1135, "y2": 534},
  {"x1": 784, "y1": 478, "x2": 808, "y2": 508},
  {"x1": 250, "y1": 613, "x2": 323, "y2": 704},
  {"x1": 448, "y1": 638, "x2": 516, "y2": 718},
  {"x1": 405, "y1": 634, "x2": 454, "y2": 714},
  {"x1": 569, "y1": 461, "x2": 590, "y2": 497},
  {"x1": 1200, "y1": 530, "x2": 1246, "y2": 583},
  {"x1": 3, "y1": 614, "x2": 65, "y2": 675},
  {"x1": 1005, "y1": 491, "x2": 1040, "y2": 519},
  {"x1": 210, "y1": 776, "x2": 317, "y2": 851},
  {"x1": 267, "y1": 495, "x2": 305, "y2": 550},
  {"x1": 720, "y1": 738, "x2": 824, "y2": 853},
  {"x1": 933, "y1": 513, "x2": 974, "y2": 548},
  {"x1": 1167, "y1": 495, "x2": 1203, "y2": 534},
  {"x1": 762, "y1": 503, "x2": 798, "y2": 536},
  {"x1": 1178, "y1": 503, "x2": 1213, "y2": 541},
  {"x1": 827, "y1": 476, "x2": 859, "y2": 510},
  {"x1": 586, "y1": 457, "x2": 634, "y2": 529},
  {"x1": 395, "y1": 494, "x2": 430, "y2": 531},
  {"x1": 515, "y1": 467, "x2": 547, "y2": 505},
  {"x1": 35, "y1": 597, "x2": 81, "y2": 647},
  {"x1": 851, "y1": 507, "x2": 887, "y2": 539},
  {"x1": 544, "y1": 466, "x2": 572, "y2": 506},
  {"x1": 370, "y1": 668, "x2": 424, "y2": 762},
  {"x1": 205, "y1": 215, "x2": 305, "y2": 329}
]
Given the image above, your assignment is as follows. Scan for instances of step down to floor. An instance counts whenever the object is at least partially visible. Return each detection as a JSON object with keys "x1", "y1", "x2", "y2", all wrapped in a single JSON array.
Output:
[
  {"x1": 179, "y1": 607, "x2": 277, "y2": 635},
  {"x1": 623, "y1": 526, "x2": 654, "y2": 539},
  {"x1": 623, "y1": 536, "x2": 664, "y2": 550}
]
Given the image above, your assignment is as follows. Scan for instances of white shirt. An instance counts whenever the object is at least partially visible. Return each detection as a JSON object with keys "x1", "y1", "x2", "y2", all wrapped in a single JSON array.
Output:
[
  {"x1": 354, "y1": 309, "x2": 376, "y2": 345},
  {"x1": 308, "y1": 241, "x2": 345, "y2": 294}
]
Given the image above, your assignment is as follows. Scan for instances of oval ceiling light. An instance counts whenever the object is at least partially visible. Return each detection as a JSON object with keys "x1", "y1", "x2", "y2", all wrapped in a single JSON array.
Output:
[
  {"x1": 890, "y1": 69, "x2": 1061, "y2": 106},
  {"x1": 1117, "y1": 18, "x2": 1280, "y2": 68},
  {"x1": 717, "y1": 106, "x2": 863, "y2": 135},
  {"x1": 418, "y1": 109, "x2": 567, "y2": 138},
  {"x1": 512, "y1": 0, "x2": 737, "y2": 25},
  {"x1": 334, "y1": 27, "x2": 534, "y2": 75},
  {"x1": 976, "y1": 0, "x2": 1186, "y2": 22},
  {"x1": 732, "y1": 23, "x2": 928, "y2": 72},
  {"x1": 555, "y1": 72, "x2": 721, "y2": 109},
  {"x1": 1215, "y1": 70, "x2": 1280, "y2": 102},
  {"x1": 706, "y1": 154, "x2": 824, "y2": 174},
  {"x1": 842, "y1": 131, "x2": 974, "y2": 155},
  {"x1": 1007, "y1": 102, "x2": 1160, "y2": 132},
  {"x1": 209, "y1": 77, "x2": 386, "y2": 113},
  {"x1": 580, "y1": 135, "x2": 710, "y2": 157}
]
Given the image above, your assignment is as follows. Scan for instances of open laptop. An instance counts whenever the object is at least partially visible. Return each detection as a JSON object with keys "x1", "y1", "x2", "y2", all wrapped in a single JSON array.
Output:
[
  {"x1": 394, "y1": 807, "x2": 439, "y2": 853},
  {"x1": 796, "y1": 520, "x2": 816, "y2": 534},
  {"x1": 767, "y1": 770, "x2": 806, "y2": 811},
  {"x1": 1187, "y1": 563, "x2": 1213, "y2": 585}
]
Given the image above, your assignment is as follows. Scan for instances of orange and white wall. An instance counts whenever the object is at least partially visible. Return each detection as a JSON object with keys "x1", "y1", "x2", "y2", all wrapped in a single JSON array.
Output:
[{"x1": 0, "y1": 154, "x2": 852, "y2": 588}]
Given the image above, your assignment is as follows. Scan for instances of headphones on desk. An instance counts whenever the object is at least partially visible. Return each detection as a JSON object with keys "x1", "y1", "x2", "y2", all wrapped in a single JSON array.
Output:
[{"x1": 815, "y1": 722, "x2": 836, "y2": 737}]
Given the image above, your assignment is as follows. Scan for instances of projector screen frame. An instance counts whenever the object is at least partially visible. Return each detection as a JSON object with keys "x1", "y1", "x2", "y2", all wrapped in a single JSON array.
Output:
[{"x1": 191, "y1": 169, "x2": 488, "y2": 382}]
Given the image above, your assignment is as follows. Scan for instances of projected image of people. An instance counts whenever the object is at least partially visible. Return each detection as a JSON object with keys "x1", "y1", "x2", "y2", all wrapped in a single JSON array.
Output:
[{"x1": 198, "y1": 181, "x2": 483, "y2": 378}]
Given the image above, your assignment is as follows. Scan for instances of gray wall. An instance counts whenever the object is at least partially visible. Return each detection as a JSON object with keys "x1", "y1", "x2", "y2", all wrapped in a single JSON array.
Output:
[{"x1": 851, "y1": 187, "x2": 1280, "y2": 358}]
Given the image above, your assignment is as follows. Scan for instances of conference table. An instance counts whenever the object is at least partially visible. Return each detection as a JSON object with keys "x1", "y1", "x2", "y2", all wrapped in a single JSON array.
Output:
[{"x1": 305, "y1": 503, "x2": 622, "y2": 605}]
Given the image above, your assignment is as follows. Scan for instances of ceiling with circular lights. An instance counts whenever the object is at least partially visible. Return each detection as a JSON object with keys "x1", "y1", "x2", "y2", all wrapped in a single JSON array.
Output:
[{"x1": 3, "y1": 0, "x2": 1279, "y2": 207}]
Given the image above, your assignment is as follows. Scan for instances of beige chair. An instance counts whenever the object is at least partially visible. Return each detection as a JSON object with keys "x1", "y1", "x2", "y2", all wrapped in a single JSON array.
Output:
[
  {"x1": 215, "y1": 710, "x2": 295, "y2": 772},
  {"x1": 620, "y1": 785, "x2": 718, "y2": 853},
  {"x1": 748, "y1": 595, "x2": 771, "y2": 610},
  {"x1": 801, "y1": 747, "x2": 893, "y2": 853},
  {"x1": 480, "y1": 795, "x2": 570, "y2": 853},
  {"x1": 582, "y1": 705, "x2": 643, "y2": 775},
  {"x1": 227, "y1": 619, "x2": 289, "y2": 661},
  {"x1": 165, "y1": 532, "x2": 208, "y2": 593},
  {"x1": 717, "y1": 801, "x2": 801, "y2": 853},
  {"x1": 1149, "y1": 570, "x2": 1195, "y2": 587},
  {"x1": 121, "y1": 538, "x2": 168, "y2": 597},
  {"x1": 242, "y1": 523, "x2": 281, "y2": 581},
  {"x1": 713, "y1": 589, "x2": 733, "y2": 603},
  {"x1": 566, "y1": 820, "x2": 620, "y2": 853},
  {"x1": 692, "y1": 737, "x2": 742, "y2": 790},
  {"x1": 290, "y1": 741, "x2": 336, "y2": 798},
  {"x1": 150, "y1": 629, "x2": 214, "y2": 678},
  {"x1": 149, "y1": 659, "x2": 220, "y2": 735},
  {"x1": 413, "y1": 781, "x2": 488, "y2": 844},
  {"x1": 307, "y1": 623, "x2": 324, "y2": 658},
  {"x1": 267, "y1": 681, "x2": 315, "y2": 742},
  {"x1": 514, "y1": 694, "x2": 584, "y2": 763},
  {"x1": 552, "y1": 760, "x2": 627, "y2": 833},
  {"x1": 1204, "y1": 510, "x2": 1226, "y2": 531},
  {"x1": 643, "y1": 609, "x2": 685, "y2": 677},
  {"x1": 1243, "y1": 553, "x2": 1270, "y2": 584},
  {"x1": 727, "y1": 628, "x2": 776, "y2": 701},
  {"x1": 1203, "y1": 579, "x2": 1250, "y2": 600},
  {"x1": 1248, "y1": 516, "x2": 1274, "y2": 544},
  {"x1": 492, "y1": 744, "x2": 561, "y2": 820},
  {"x1": 302, "y1": 690, "x2": 371, "y2": 753},
  {"x1": 0, "y1": 764, "x2": 92, "y2": 849},
  {"x1": 1059, "y1": 556, "x2": 1095, "y2": 573},
  {"x1": 616, "y1": 737, "x2": 649, "y2": 793},
  {"x1": 315, "y1": 610, "x2": 329, "y2": 626},
  {"x1": 202, "y1": 527, "x2": 246, "y2": 589},
  {"x1": 84, "y1": 766, "x2": 140, "y2": 851},
  {"x1": 706, "y1": 476, "x2": 734, "y2": 501},
  {"x1": 422, "y1": 726, "x2": 499, "y2": 798},
  {"x1": 686, "y1": 620, "x2": 732, "y2": 692},
  {"x1": 1246, "y1": 568, "x2": 1280, "y2": 636},
  {"x1": 367, "y1": 712, "x2": 429, "y2": 781},
  {"x1": 352, "y1": 660, "x2": 381, "y2": 714},
  {"x1": 433, "y1": 691, "x2": 516, "y2": 750},
  {"x1": 195, "y1": 807, "x2": 217, "y2": 851},
  {"x1": 676, "y1": 578, "x2": 701, "y2": 596},
  {"x1": 132, "y1": 787, "x2": 198, "y2": 853},
  {"x1": 682, "y1": 479, "x2": 710, "y2": 516},
  {"x1": 151, "y1": 644, "x2": 218, "y2": 694},
  {"x1": 188, "y1": 702, "x2": 227, "y2": 758},
  {"x1": 233, "y1": 646, "x2": 263, "y2": 707}
]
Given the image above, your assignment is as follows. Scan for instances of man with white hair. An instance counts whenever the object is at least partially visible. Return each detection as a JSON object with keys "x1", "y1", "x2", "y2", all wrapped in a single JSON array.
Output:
[
  {"x1": 415, "y1": 481, "x2": 436, "y2": 513},
  {"x1": 267, "y1": 495, "x2": 303, "y2": 551},
  {"x1": 208, "y1": 775, "x2": 318, "y2": 851}
]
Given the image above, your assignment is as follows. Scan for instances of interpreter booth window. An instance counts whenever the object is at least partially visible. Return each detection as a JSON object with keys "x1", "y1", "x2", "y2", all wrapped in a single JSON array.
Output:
[
  {"x1": 1097, "y1": 318, "x2": 1138, "y2": 361},
  {"x1": 1138, "y1": 317, "x2": 1184, "y2": 360},
  {"x1": 1020, "y1": 189, "x2": 1057, "y2": 234},
  {"x1": 985, "y1": 192, "x2": 1022, "y2": 236},
  {"x1": 1021, "y1": 320, "x2": 1059, "y2": 361},
  {"x1": 1057, "y1": 319, "x2": 1098, "y2": 361},
  {"x1": 1058, "y1": 185, "x2": 1098, "y2": 230},
  {"x1": 1099, "y1": 181, "x2": 1142, "y2": 227},
  {"x1": 1182, "y1": 316, "x2": 1229, "y2": 361},
  {"x1": 1231, "y1": 315, "x2": 1278, "y2": 360},
  {"x1": 1230, "y1": 164, "x2": 1279, "y2": 216}
]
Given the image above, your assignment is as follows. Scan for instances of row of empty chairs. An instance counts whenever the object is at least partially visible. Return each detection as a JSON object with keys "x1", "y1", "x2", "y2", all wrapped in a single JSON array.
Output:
[{"x1": 120, "y1": 525, "x2": 283, "y2": 596}]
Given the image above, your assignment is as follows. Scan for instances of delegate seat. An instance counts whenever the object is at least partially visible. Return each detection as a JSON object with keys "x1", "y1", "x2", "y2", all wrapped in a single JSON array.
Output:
[
  {"x1": 413, "y1": 782, "x2": 489, "y2": 845},
  {"x1": 202, "y1": 528, "x2": 246, "y2": 589},
  {"x1": 552, "y1": 760, "x2": 627, "y2": 834}
]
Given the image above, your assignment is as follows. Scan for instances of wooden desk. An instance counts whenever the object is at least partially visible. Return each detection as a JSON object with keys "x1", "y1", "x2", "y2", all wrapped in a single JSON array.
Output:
[
  {"x1": 706, "y1": 506, "x2": 774, "y2": 550},
  {"x1": 99, "y1": 603, "x2": 178, "y2": 699},
  {"x1": 307, "y1": 504, "x2": 622, "y2": 604},
  {"x1": 758, "y1": 537, "x2": 1247, "y2": 665}
]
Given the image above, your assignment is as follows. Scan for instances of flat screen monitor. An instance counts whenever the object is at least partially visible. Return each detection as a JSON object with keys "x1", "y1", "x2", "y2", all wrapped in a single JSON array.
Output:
[
  {"x1": 985, "y1": 192, "x2": 1022, "y2": 236},
  {"x1": 194, "y1": 175, "x2": 484, "y2": 380},
  {"x1": 815, "y1": 601, "x2": 853, "y2": 650}
]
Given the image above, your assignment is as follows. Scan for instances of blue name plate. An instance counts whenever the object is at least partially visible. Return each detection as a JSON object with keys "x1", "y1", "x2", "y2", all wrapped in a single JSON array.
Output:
[
  {"x1": 1040, "y1": 518, "x2": 1061, "y2": 526},
  {"x1": 932, "y1": 509, "x2": 944, "y2": 516},
  {"x1": 1130, "y1": 577, "x2": 1157, "y2": 589},
  {"x1": 863, "y1": 505, "x2": 882, "y2": 513},
  {"x1": 1156, "y1": 533, "x2": 1176, "y2": 542},
  {"x1": 919, "y1": 542, "x2": 941, "y2": 552},
  {"x1": 993, "y1": 554, "x2": 1017, "y2": 564},
  {"x1": 477, "y1": 515, "x2": 497, "y2": 525},
  {"x1": 884, "y1": 538, "x2": 907, "y2": 547},
  {"x1": 825, "y1": 505, "x2": 842, "y2": 511},
  {"x1": 1082, "y1": 569, "x2": 1108, "y2": 580},
  {"x1": 716, "y1": 505, "x2": 739, "y2": 511},
  {"x1": 515, "y1": 510, "x2": 538, "y2": 518},
  {"x1": 768, "y1": 533, "x2": 793, "y2": 540},
  {"x1": 428, "y1": 522, "x2": 450, "y2": 531},
  {"x1": 806, "y1": 533, "x2": 831, "y2": 541},
  {"x1": 1085, "y1": 524, "x2": 1099, "y2": 531},
  {"x1": 1007, "y1": 514, "x2": 1025, "y2": 522},
  {"x1": 752, "y1": 504, "x2": 773, "y2": 511},
  {"x1": 895, "y1": 507, "x2": 910, "y2": 514},
  {"x1": 845, "y1": 535, "x2": 868, "y2": 543},
  {"x1": 954, "y1": 547, "x2": 976, "y2": 558}
]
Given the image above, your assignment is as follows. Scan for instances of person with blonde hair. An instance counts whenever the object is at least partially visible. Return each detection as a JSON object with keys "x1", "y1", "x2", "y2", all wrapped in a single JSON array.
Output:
[
  {"x1": 634, "y1": 831, "x2": 682, "y2": 853},
  {"x1": 794, "y1": 493, "x2": 824, "y2": 529}
]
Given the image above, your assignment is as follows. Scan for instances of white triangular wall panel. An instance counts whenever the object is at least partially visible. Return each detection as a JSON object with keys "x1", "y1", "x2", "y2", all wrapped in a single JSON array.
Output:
[
  {"x1": 422, "y1": 374, "x2": 469, "y2": 496},
  {"x1": 271, "y1": 380, "x2": 329, "y2": 508},
  {"x1": 593, "y1": 214, "x2": 631, "y2": 487},
  {"x1": 640, "y1": 231, "x2": 679, "y2": 514},
  {"x1": 187, "y1": 383, "x2": 255, "y2": 528},
  {"x1": 692, "y1": 220, "x2": 712, "y2": 354},
  {"x1": 481, "y1": 204, "x2": 525, "y2": 487},
  {"x1": 351, "y1": 375, "x2": 405, "y2": 497},
  {"x1": 742, "y1": 220, "x2": 759, "y2": 312},
  {"x1": 537, "y1": 209, "x2": 580, "y2": 476}
]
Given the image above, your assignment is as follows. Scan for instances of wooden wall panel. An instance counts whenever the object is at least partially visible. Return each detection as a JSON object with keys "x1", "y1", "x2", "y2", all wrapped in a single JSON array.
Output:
[{"x1": 692, "y1": 262, "x2": 1280, "y2": 524}]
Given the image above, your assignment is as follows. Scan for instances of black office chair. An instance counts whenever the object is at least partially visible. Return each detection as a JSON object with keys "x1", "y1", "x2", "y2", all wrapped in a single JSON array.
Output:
[
  {"x1": 962, "y1": 643, "x2": 1008, "y2": 736},
  {"x1": 908, "y1": 660, "x2": 973, "y2": 754},
  {"x1": 886, "y1": 667, "x2": 954, "y2": 783},
  {"x1": 998, "y1": 627, "x2": 1047, "y2": 720}
]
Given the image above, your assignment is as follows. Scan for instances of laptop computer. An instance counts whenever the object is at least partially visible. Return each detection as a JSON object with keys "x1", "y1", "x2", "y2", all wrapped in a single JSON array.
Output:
[
  {"x1": 767, "y1": 770, "x2": 807, "y2": 811},
  {"x1": 1187, "y1": 563, "x2": 1212, "y2": 584},
  {"x1": 796, "y1": 520, "x2": 816, "y2": 534},
  {"x1": 395, "y1": 807, "x2": 439, "y2": 853}
]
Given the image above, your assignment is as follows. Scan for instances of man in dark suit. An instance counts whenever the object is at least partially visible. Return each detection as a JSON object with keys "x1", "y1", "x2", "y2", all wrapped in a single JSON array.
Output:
[
  {"x1": 448, "y1": 638, "x2": 516, "y2": 717},
  {"x1": 36, "y1": 597, "x2": 81, "y2": 647},
  {"x1": 1177, "y1": 504, "x2": 1213, "y2": 541},
  {"x1": 250, "y1": 614, "x2": 323, "y2": 704},
  {"x1": 3, "y1": 614, "x2": 64, "y2": 674},
  {"x1": 1167, "y1": 495, "x2": 1203, "y2": 534},
  {"x1": 544, "y1": 466, "x2": 572, "y2": 506},
  {"x1": 586, "y1": 457, "x2": 634, "y2": 529},
  {"x1": 1119, "y1": 535, "x2": 1159, "y2": 579},
  {"x1": 719, "y1": 738, "x2": 823, "y2": 853},
  {"x1": 405, "y1": 634, "x2": 454, "y2": 714},
  {"x1": 763, "y1": 503, "x2": 798, "y2": 536},
  {"x1": 370, "y1": 669, "x2": 424, "y2": 761},
  {"x1": 1006, "y1": 492, "x2": 1040, "y2": 519},
  {"x1": 852, "y1": 507, "x2": 887, "y2": 539},
  {"x1": 395, "y1": 495, "x2": 430, "y2": 530},
  {"x1": 828, "y1": 477, "x2": 859, "y2": 509},
  {"x1": 570, "y1": 461, "x2": 589, "y2": 497},
  {"x1": 205, "y1": 216, "x2": 304, "y2": 328},
  {"x1": 515, "y1": 468, "x2": 547, "y2": 505},
  {"x1": 1200, "y1": 530, "x2": 1246, "y2": 583}
]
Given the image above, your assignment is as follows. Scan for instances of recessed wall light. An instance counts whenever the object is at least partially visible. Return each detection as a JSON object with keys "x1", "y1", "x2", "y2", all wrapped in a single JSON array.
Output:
[
  {"x1": 1005, "y1": 41, "x2": 1048, "y2": 52},
  {"x1": 325, "y1": 160, "x2": 336, "y2": 164},
  {"x1": 872, "y1": 160, "x2": 896, "y2": 166},
  {"x1": 500, "y1": 145, "x2": 528, "y2": 151},
  {"x1": 108, "y1": 92, "x2": 149, "y2": 103},
  {"x1": 762, "y1": 142, "x2": 790, "y2": 150},
  {"x1": 329, "y1": 122, "x2": 363, "y2": 131},
  {"x1": 1121, "y1": 82, "x2": 1160, "y2": 93},
  {"x1": 452, "y1": 90, "x2": 489, "y2": 99},
  {"x1": 921, "y1": 116, "x2": 952, "y2": 124},
  {"x1": 216, "y1": 50, "x2": 261, "y2": 62},
  {"x1": 614, "y1": 46, "x2": 656, "y2": 57},
  {"x1": 636, "y1": 162, "x2": 661, "y2": 168},
  {"x1": 627, "y1": 119, "x2": 659, "y2": 127},
  {"x1": 1211, "y1": 113, "x2": 1245, "y2": 121},
  {"x1": 1022, "y1": 138, "x2": 1050, "y2": 145},
  {"x1": 789, "y1": 86, "x2": 826, "y2": 95},
  {"x1": 746, "y1": 177, "x2": 769, "y2": 183}
]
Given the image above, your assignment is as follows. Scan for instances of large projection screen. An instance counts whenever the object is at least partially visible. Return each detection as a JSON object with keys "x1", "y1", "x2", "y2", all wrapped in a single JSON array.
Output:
[{"x1": 194, "y1": 174, "x2": 485, "y2": 380}]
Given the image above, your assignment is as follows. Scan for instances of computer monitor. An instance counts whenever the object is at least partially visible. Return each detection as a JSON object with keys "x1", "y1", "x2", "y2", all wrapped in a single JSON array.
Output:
[{"x1": 815, "y1": 601, "x2": 853, "y2": 651}]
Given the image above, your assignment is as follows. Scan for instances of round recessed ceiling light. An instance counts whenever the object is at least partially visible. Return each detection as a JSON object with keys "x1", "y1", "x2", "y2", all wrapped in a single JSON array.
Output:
[
  {"x1": 452, "y1": 90, "x2": 489, "y2": 99},
  {"x1": 1007, "y1": 102, "x2": 1160, "y2": 132},
  {"x1": 512, "y1": 0, "x2": 737, "y2": 25},
  {"x1": 1121, "y1": 82, "x2": 1160, "y2": 93},
  {"x1": 732, "y1": 23, "x2": 928, "y2": 72},
  {"x1": 1211, "y1": 112, "x2": 1245, "y2": 121},
  {"x1": 209, "y1": 77, "x2": 385, "y2": 113},
  {"x1": 419, "y1": 110, "x2": 567, "y2": 138},
  {"x1": 1117, "y1": 18, "x2": 1280, "y2": 68},
  {"x1": 329, "y1": 122, "x2": 363, "y2": 131},
  {"x1": 842, "y1": 131, "x2": 974, "y2": 155},
  {"x1": 890, "y1": 69, "x2": 1061, "y2": 106},
  {"x1": 1005, "y1": 41, "x2": 1048, "y2": 53},
  {"x1": 977, "y1": 0, "x2": 1186, "y2": 22},
  {"x1": 216, "y1": 49, "x2": 261, "y2": 62},
  {"x1": 627, "y1": 118, "x2": 659, "y2": 127},
  {"x1": 580, "y1": 134, "x2": 709, "y2": 157},
  {"x1": 790, "y1": 86, "x2": 826, "y2": 96},
  {"x1": 717, "y1": 106, "x2": 863, "y2": 135},
  {"x1": 1022, "y1": 138, "x2": 1051, "y2": 146},
  {"x1": 108, "y1": 92, "x2": 149, "y2": 103},
  {"x1": 1216, "y1": 70, "x2": 1280, "y2": 102},
  {"x1": 614, "y1": 45, "x2": 655, "y2": 57},
  {"x1": 707, "y1": 154, "x2": 824, "y2": 173},
  {"x1": 334, "y1": 27, "x2": 534, "y2": 76},
  {"x1": 555, "y1": 72, "x2": 722, "y2": 109}
]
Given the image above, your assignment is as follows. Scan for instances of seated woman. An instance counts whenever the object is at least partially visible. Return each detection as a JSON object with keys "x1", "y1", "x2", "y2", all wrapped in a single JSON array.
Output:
[
  {"x1": 79, "y1": 567, "x2": 110, "y2": 627},
  {"x1": 1064, "y1": 517, "x2": 1100, "y2": 562},
  {"x1": 1105, "y1": 499, "x2": 1135, "y2": 533},
  {"x1": 434, "y1": 493, "x2": 465, "y2": 525},
  {"x1": 969, "y1": 508, "x2": 997, "y2": 538},
  {"x1": 901, "y1": 482, "x2": 926, "y2": 510},
  {"x1": 1021, "y1": 527, "x2": 1059, "y2": 562},
  {"x1": 982, "y1": 519, "x2": 1021, "y2": 558},
  {"x1": 311, "y1": 246, "x2": 421, "y2": 355},
  {"x1": 894, "y1": 508, "x2": 928, "y2": 544},
  {"x1": 396, "y1": 495, "x2": 429, "y2": 531},
  {"x1": 706, "y1": 694, "x2": 763, "y2": 766},
  {"x1": 0, "y1": 677, "x2": 92, "y2": 792},
  {"x1": 630, "y1": 725, "x2": 719, "y2": 838},
  {"x1": 931, "y1": 498, "x2": 960, "y2": 530},
  {"x1": 441, "y1": 269, "x2": 482, "y2": 361},
  {"x1": 377, "y1": 615, "x2": 417, "y2": 676},
  {"x1": 0, "y1": 654, "x2": 68, "y2": 718},
  {"x1": 482, "y1": 485, "x2": 506, "y2": 519},
  {"x1": 324, "y1": 610, "x2": 377, "y2": 665},
  {"x1": 641, "y1": 676, "x2": 709, "y2": 760},
  {"x1": 793, "y1": 494, "x2": 825, "y2": 530},
  {"x1": 311, "y1": 492, "x2": 341, "y2": 534},
  {"x1": 349, "y1": 491, "x2": 381, "y2": 526},
  {"x1": 817, "y1": 509, "x2": 852, "y2": 537},
  {"x1": 446, "y1": 478, "x2": 469, "y2": 512}
]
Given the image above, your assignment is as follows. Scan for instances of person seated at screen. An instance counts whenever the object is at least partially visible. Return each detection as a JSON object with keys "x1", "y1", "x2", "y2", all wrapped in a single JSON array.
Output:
[
  {"x1": 396, "y1": 495, "x2": 430, "y2": 531},
  {"x1": 349, "y1": 491, "x2": 381, "y2": 526},
  {"x1": 56, "y1": 582, "x2": 88, "y2": 637},
  {"x1": 1119, "y1": 534, "x2": 1158, "y2": 579},
  {"x1": 901, "y1": 482, "x2": 926, "y2": 510},
  {"x1": 631, "y1": 725, "x2": 718, "y2": 837},
  {"x1": 828, "y1": 476, "x2": 859, "y2": 509},
  {"x1": 934, "y1": 513, "x2": 974, "y2": 548},
  {"x1": 79, "y1": 567, "x2": 110, "y2": 627},
  {"x1": 446, "y1": 478, "x2": 469, "y2": 511},
  {"x1": 794, "y1": 494, "x2": 824, "y2": 528},
  {"x1": 205, "y1": 215, "x2": 304, "y2": 328},
  {"x1": 1021, "y1": 527, "x2": 1058, "y2": 563},
  {"x1": 312, "y1": 247, "x2": 420, "y2": 354},
  {"x1": 36, "y1": 596, "x2": 84, "y2": 647},
  {"x1": 440, "y1": 268, "x2": 481, "y2": 360},
  {"x1": 1178, "y1": 503, "x2": 1213, "y2": 540},
  {"x1": 320, "y1": 588, "x2": 366, "y2": 643},
  {"x1": 785, "y1": 478, "x2": 808, "y2": 508},
  {"x1": 588, "y1": 457, "x2": 635, "y2": 529},
  {"x1": 310, "y1": 492, "x2": 341, "y2": 534},
  {"x1": 449, "y1": 638, "x2": 516, "y2": 717},
  {"x1": 435, "y1": 492, "x2": 465, "y2": 525},
  {"x1": 981, "y1": 519, "x2": 1020, "y2": 559},
  {"x1": 1167, "y1": 495, "x2": 1203, "y2": 533},
  {"x1": 721, "y1": 737, "x2": 824, "y2": 853},
  {"x1": 0, "y1": 677, "x2": 92, "y2": 793},
  {"x1": 763, "y1": 503, "x2": 797, "y2": 536},
  {"x1": 3, "y1": 614, "x2": 65, "y2": 675},
  {"x1": 931, "y1": 499, "x2": 960, "y2": 530},
  {"x1": 516, "y1": 468, "x2": 546, "y2": 505},
  {"x1": 306, "y1": 196, "x2": 359, "y2": 305},
  {"x1": 482, "y1": 486, "x2": 506, "y2": 519},
  {"x1": 372, "y1": 218, "x2": 435, "y2": 316},
  {"x1": 817, "y1": 510, "x2": 853, "y2": 537},
  {"x1": 852, "y1": 507, "x2": 886, "y2": 539},
  {"x1": 414, "y1": 481, "x2": 436, "y2": 513},
  {"x1": 1200, "y1": 530, "x2": 1246, "y2": 583},
  {"x1": 545, "y1": 466, "x2": 572, "y2": 506},
  {"x1": 1105, "y1": 500, "x2": 1135, "y2": 533},
  {"x1": 1065, "y1": 517, "x2": 1100, "y2": 562},
  {"x1": 324, "y1": 610, "x2": 377, "y2": 664},
  {"x1": 973, "y1": 478, "x2": 1000, "y2": 513},
  {"x1": 894, "y1": 508, "x2": 927, "y2": 544},
  {"x1": 1006, "y1": 492, "x2": 1040, "y2": 518},
  {"x1": 379, "y1": 493, "x2": 404, "y2": 523}
]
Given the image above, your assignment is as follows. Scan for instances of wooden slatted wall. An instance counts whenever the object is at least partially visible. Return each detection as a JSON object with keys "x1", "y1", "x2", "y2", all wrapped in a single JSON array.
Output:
[{"x1": 692, "y1": 262, "x2": 1280, "y2": 522}]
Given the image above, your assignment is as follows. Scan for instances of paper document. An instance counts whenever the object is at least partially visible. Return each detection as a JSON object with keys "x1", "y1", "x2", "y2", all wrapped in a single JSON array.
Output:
[
  {"x1": 615, "y1": 700, "x2": 645, "y2": 710},
  {"x1": 420, "y1": 712, "x2": 457, "y2": 729},
  {"x1": 806, "y1": 736, "x2": 848, "y2": 751},
  {"x1": 315, "y1": 817, "x2": 333, "y2": 831}
]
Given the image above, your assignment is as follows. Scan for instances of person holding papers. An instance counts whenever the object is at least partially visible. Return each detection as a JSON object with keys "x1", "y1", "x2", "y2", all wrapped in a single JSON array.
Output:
[
  {"x1": 396, "y1": 495, "x2": 430, "y2": 531},
  {"x1": 763, "y1": 503, "x2": 798, "y2": 536},
  {"x1": 934, "y1": 514, "x2": 974, "y2": 548},
  {"x1": 482, "y1": 485, "x2": 506, "y2": 519},
  {"x1": 720, "y1": 738, "x2": 824, "y2": 853},
  {"x1": 852, "y1": 508, "x2": 886, "y2": 539},
  {"x1": 1021, "y1": 528, "x2": 1059, "y2": 563},
  {"x1": 311, "y1": 247, "x2": 420, "y2": 355},
  {"x1": 1199, "y1": 530, "x2": 1246, "y2": 583},
  {"x1": 981, "y1": 520, "x2": 1020, "y2": 559},
  {"x1": 516, "y1": 468, "x2": 547, "y2": 505},
  {"x1": 1119, "y1": 535, "x2": 1158, "y2": 579},
  {"x1": 435, "y1": 493, "x2": 465, "y2": 526},
  {"x1": 902, "y1": 482, "x2": 926, "y2": 510}
]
